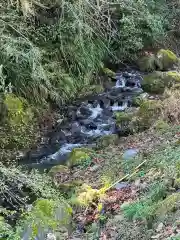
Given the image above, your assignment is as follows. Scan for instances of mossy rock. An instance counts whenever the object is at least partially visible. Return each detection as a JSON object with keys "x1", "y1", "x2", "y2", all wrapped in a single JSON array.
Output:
[
  {"x1": 137, "y1": 54, "x2": 157, "y2": 72},
  {"x1": 164, "y1": 71, "x2": 180, "y2": 83},
  {"x1": 141, "y1": 71, "x2": 166, "y2": 94},
  {"x1": 102, "y1": 68, "x2": 116, "y2": 78},
  {"x1": 66, "y1": 148, "x2": 91, "y2": 167},
  {"x1": 96, "y1": 134, "x2": 119, "y2": 148},
  {"x1": 135, "y1": 100, "x2": 162, "y2": 130},
  {"x1": 156, "y1": 49, "x2": 178, "y2": 70},
  {"x1": 142, "y1": 70, "x2": 180, "y2": 94},
  {"x1": 49, "y1": 165, "x2": 69, "y2": 177}
]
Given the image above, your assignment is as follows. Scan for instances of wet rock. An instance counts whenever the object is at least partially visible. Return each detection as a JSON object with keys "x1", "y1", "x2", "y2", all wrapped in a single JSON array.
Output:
[
  {"x1": 126, "y1": 78, "x2": 138, "y2": 87},
  {"x1": 48, "y1": 130, "x2": 67, "y2": 145},
  {"x1": 71, "y1": 122, "x2": 81, "y2": 134},
  {"x1": 79, "y1": 106, "x2": 92, "y2": 116},
  {"x1": 99, "y1": 97, "x2": 111, "y2": 108},
  {"x1": 109, "y1": 87, "x2": 123, "y2": 96}
]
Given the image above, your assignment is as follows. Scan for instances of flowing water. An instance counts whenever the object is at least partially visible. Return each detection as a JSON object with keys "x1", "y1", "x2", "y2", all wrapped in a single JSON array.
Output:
[{"x1": 22, "y1": 69, "x2": 143, "y2": 170}]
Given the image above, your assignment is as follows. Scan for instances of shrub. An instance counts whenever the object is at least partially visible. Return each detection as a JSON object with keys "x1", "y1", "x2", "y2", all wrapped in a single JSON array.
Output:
[{"x1": 0, "y1": 0, "x2": 173, "y2": 105}]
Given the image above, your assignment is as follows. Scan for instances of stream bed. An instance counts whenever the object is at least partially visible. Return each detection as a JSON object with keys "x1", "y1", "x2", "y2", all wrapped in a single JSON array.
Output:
[{"x1": 22, "y1": 68, "x2": 144, "y2": 170}]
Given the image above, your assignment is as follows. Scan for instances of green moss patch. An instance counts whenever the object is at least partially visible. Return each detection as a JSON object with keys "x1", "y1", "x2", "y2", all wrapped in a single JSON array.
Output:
[
  {"x1": 0, "y1": 93, "x2": 38, "y2": 150},
  {"x1": 156, "y1": 49, "x2": 178, "y2": 70},
  {"x1": 67, "y1": 148, "x2": 91, "y2": 167}
]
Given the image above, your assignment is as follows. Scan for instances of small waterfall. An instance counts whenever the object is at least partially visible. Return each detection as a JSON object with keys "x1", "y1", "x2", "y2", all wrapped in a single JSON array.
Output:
[
  {"x1": 88, "y1": 104, "x2": 103, "y2": 119},
  {"x1": 115, "y1": 77, "x2": 126, "y2": 88},
  {"x1": 23, "y1": 69, "x2": 142, "y2": 169}
]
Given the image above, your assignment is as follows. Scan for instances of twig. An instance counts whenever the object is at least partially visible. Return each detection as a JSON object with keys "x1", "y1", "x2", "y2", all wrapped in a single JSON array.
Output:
[{"x1": 104, "y1": 160, "x2": 147, "y2": 192}]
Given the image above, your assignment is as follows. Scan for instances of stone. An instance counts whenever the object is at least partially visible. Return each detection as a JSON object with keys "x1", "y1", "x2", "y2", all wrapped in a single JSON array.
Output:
[
  {"x1": 66, "y1": 148, "x2": 90, "y2": 167},
  {"x1": 114, "y1": 214, "x2": 124, "y2": 222},
  {"x1": 137, "y1": 49, "x2": 178, "y2": 72},
  {"x1": 156, "y1": 49, "x2": 178, "y2": 70},
  {"x1": 115, "y1": 182, "x2": 130, "y2": 190},
  {"x1": 102, "y1": 67, "x2": 116, "y2": 78},
  {"x1": 79, "y1": 106, "x2": 92, "y2": 116},
  {"x1": 48, "y1": 130, "x2": 67, "y2": 145},
  {"x1": 71, "y1": 122, "x2": 81, "y2": 134},
  {"x1": 156, "y1": 222, "x2": 164, "y2": 232},
  {"x1": 141, "y1": 71, "x2": 166, "y2": 94},
  {"x1": 109, "y1": 87, "x2": 123, "y2": 97},
  {"x1": 122, "y1": 148, "x2": 139, "y2": 160}
]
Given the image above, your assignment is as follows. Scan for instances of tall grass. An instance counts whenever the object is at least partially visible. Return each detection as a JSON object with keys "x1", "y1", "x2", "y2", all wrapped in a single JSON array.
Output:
[{"x1": 0, "y1": 0, "x2": 175, "y2": 104}]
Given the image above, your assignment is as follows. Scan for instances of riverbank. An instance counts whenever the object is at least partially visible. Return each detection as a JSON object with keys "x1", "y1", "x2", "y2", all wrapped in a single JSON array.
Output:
[{"x1": 1, "y1": 50, "x2": 180, "y2": 239}]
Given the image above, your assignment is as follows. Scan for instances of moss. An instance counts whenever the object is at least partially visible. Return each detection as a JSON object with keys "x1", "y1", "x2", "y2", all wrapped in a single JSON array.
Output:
[
  {"x1": 164, "y1": 71, "x2": 180, "y2": 83},
  {"x1": 137, "y1": 54, "x2": 157, "y2": 72},
  {"x1": 156, "y1": 49, "x2": 178, "y2": 70},
  {"x1": 136, "y1": 100, "x2": 162, "y2": 130},
  {"x1": 141, "y1": 71, "x2": 166, "y2": 94},
  {"x1": 102, "y1": 68, "x2": 116, "y2": 78},
  {"x1": 96, "y1": 134, "x2": 119, "y2": 148},
  {"x1": 66, "y1": 148, "x2": 91, "y2": 167},
  {"x1": 0, "y1": 93, "x2": 37, "y2": 150}
]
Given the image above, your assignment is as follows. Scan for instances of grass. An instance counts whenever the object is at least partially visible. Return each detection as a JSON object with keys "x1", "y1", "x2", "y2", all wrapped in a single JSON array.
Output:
[{"x1": 0, "y1": 0, "x2": 174, "y2": 105}]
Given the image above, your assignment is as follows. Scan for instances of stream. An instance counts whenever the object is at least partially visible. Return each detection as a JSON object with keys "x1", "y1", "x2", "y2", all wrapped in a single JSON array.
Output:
[{"x1": 22, "y1": 68, "x2": 144, "y2": 170}]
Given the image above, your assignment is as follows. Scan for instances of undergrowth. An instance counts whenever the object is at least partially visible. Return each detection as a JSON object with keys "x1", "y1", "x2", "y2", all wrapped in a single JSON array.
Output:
[
  {"x1": 122, "y1": 144, "x2": 180, "y2": 227},
  {"x1": 0, "y1": 0, "x2": 178, "y2": 104},
  {"x1": 0, "y1": 164, "x2": 72, "y2": 239}
]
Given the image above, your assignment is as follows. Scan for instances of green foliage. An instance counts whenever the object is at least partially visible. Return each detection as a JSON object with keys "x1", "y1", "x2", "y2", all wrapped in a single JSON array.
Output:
[
  {"x1": 0, "y1": 0, "x2": 174, "y2": 104},
  {"x1": 0, "y1": 93, "x2": 37, "y2": 149},
  {"x1": 110, "y1": 0, "x2": 168, "y2": 61},
  {"x1": 122, "y1": 182, "x2": 167, "y2": 221},
  {"x1": 154, "y1": 119, "x2": 169, "y2": 131},
  {"x1": 0, "y1": 164, "x2": 71, "y2": 239},
  {"x1": 137, "y1": 54, "x2": 157, "y2": 72},
  {"x1": 133, "y1": 100, "x2": 161, "y2": 131}
]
